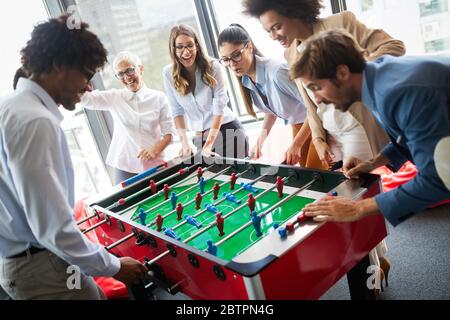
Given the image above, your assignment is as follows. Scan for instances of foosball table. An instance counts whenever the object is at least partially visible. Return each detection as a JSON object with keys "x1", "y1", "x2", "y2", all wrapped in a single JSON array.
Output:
[{"x1": 79, "y1": 155, "x2": 387, "y2": 300}]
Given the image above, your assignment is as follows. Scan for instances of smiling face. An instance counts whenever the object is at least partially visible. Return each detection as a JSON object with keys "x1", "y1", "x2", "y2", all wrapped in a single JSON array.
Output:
[
  {"x1": 259, "y1": 10, "x2": 313, "y2": 48},
  {"x1": 115, "y1": 60, "x2": 144, "y2": 92},
  {"x1": 302, "y1": 77, "x2": 359, "y2": 112},
  {"x1": 219, "y1": 42, "x2": 254, "y2": 77},
  {"x1": 57, "y1": 67, "x2": 93, "y2": 111},
  {"x1": 175, "y1": 34, "x2": 198, "y2": 69}
]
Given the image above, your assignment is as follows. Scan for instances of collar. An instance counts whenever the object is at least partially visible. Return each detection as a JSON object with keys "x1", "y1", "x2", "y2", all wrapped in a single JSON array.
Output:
[
  {"x1": 361, "y1": 64, "x2": 375, "y2": 111},
  {"x1": 15, "y1": 78, "x2": 63, "y2": 123},
  {"x1": 241, "y1": 56, "x2": 267, "y2": 90},
  {"x1": 126, "y1": 84, "x2": 148, "y2": 100}
]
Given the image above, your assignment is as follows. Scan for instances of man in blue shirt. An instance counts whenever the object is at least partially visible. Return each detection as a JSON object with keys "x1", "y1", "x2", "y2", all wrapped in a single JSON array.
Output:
[
  {"x1": 0, "y1": 15, "x2": 147, "y2": 299},
  {"x1": 290, "y1": 30, "x2": 450, "y2": 227}
]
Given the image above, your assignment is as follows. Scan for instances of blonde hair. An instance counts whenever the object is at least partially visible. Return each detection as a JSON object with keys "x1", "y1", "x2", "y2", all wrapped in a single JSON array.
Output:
[{"x1": 168, "y1": 24, "x2": 217, "y2": 96}]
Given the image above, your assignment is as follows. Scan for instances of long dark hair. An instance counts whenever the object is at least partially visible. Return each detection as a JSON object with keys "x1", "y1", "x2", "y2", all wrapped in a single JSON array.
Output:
[
  {"x1": 217, "y1": 24, "x2": 263, "y2": 118},
  {"x1": 168, "y1": 24, "x2": 216, "y2": 96}
]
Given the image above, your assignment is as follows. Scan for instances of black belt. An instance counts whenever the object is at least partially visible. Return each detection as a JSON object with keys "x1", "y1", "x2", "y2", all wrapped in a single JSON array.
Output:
[{"x1": 7, "y1": 247, "x2": 46, "y2": 259}]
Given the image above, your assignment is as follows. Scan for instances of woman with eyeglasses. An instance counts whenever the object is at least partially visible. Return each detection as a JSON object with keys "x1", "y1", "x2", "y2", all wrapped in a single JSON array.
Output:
[
  {"x1": 163, "y1": 24, "x2": 248, "y2": 159},
  {"x1": 79, "y1": 51, "x2": 175, "y2": 185},
  {"x1": 218, "y1": 24, "x2": 311, "y2": 165}
]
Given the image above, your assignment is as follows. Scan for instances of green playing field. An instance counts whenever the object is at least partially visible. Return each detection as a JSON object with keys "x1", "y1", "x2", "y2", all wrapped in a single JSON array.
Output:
[{"x1": 130, "y1": 177, "x2": 315, "y2": 261}]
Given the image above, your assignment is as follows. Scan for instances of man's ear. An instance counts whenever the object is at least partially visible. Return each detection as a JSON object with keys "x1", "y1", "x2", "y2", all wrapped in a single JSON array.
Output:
[
  {"x1": 336, "y1": 64, "x2": 351, "y2": 82},
  {"x1": 139, "y1": 65, "x2": 144, "y2": 75}
]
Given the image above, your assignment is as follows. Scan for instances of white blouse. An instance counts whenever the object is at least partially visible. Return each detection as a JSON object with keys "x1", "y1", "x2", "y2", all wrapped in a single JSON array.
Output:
[{"x1": 79, "y1": 86, "x2": 175, "y2": 173}]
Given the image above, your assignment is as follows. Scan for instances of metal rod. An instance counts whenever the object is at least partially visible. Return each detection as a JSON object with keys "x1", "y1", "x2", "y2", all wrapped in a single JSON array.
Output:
[
  {"x1": 105, "y1": 233, "x2": 135, "y2": 251},
  {"x1": 106, "y1": 163, "x2": 199, "y2": 213},
  {"x1": 131, "y1": 166, "x2": 231, "y2": 221},
  {"x1": 182, "y1": 175, "x2": 293, "y2": 244},
  {"x1": 213, "y1": 177, "x2": 318, "y2": 248},
  {"x1": 82, "y1": 219, "x2": 107, "y2": 234},
  {"x1": 144, "y1": 175, "x2": 293, "y2": 267},
  {"x1": 145, "y1": 168, "x2": 251, "y2": 228},
  {"x1": 172, "y1": 170, "x2": 268, "y2": 231}
]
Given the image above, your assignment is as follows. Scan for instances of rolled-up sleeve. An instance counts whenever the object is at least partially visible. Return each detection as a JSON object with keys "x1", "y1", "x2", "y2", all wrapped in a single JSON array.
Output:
[
  {"x1": 6, "y1": 119, "x2": 120, "y2": 276},
  {"x1": 375, "y1": 88, "x2": 450, "y2": 226},
  {"x1": 162, "y1": 66, "x2": 185, "y2": 117},
  {"x1": 211, "y1": 62, "x2": 229, "y2": 116}
]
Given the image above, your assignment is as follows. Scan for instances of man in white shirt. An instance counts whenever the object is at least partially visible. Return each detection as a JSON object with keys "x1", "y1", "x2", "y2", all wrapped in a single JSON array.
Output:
[
  {"x1": 80, "y1": 51, "x2": 175, "y2": 185},
  {"x1": 0, "y1": 15, "x2": 147, "y2": 300}
]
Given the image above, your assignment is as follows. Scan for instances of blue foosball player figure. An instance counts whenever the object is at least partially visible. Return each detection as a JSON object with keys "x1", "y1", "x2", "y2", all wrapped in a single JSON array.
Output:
[
  {"x1": 139, "y1": 208, "x2": 147, "y2": 225},
  {"x1": 185, "y1": 215, "x2": 202, "y2": 229},
  {"x1": 251, "y1": 211, "x2": 262, "y2": 237},
  {"x1": 170, "y1": 192, "x2": 178, "y2": 210},
  {"x1": 207, "y1": 240, "x2": 218, "y2": 256},
  {"x1": 163, "y1": 227, "x2": 181, "y2": 241},
  {"x1": 199, "y1": 177, "x2": 206, "y2": 194},
  {"x1": 278, "y1": 227, "x2": 288, "y2": 239},
  {"x1": 205, "y1": 203, "x2": 219, "y2": 214},
  {"x1": 240, "y1": 182, "x2": 259, "y2": 194},
  {"x1": 223, "y1": 192, "x2": 241, "y2": 205}
]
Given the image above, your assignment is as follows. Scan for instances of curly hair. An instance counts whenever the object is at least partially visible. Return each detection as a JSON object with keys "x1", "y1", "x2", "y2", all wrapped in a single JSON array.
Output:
[
  {"x1": 168, "y1": 24, "x2": 216, "y2": 96},
  {"x1": 20, "y1": 14, "x2": 107, "y2": 77},
  {"x1": 242, "y1": 0, "x2": 324, "y2": 25}
]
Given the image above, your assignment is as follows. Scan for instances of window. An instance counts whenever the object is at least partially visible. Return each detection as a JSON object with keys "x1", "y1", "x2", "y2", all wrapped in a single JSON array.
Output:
[
  {"x1": 74, "y1": 0, "x2": 199, "y2": 92},
  {"x1": 419, "y1": 0, "x2": 449, "y2": 17},
  {"x1": 0, "y1": 0, "x2": 115, "y2": 201},
  {"x1": 0, "y1": 1, "x2": 48, "y2": 97},
  {"x1": 346, "y1": 0, "x2": 450, "y2": 57}
]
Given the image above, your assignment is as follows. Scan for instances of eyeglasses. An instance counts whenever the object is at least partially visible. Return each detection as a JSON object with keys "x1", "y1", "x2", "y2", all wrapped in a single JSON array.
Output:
[
  {"x1": 115, "y1": 67, "x2": 136, "y2": 80},
  {"x1": 219, "y1": 43, "x2": 249, "y2": 67},
  {"x1": 175, "y1": 43, "x2": 197, "y2": 53}
]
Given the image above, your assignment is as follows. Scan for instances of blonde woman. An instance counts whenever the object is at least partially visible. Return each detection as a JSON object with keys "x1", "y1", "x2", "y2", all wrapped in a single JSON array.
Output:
[{"x1": 163, "y1": 24, "x2": 248, "y2": 159}]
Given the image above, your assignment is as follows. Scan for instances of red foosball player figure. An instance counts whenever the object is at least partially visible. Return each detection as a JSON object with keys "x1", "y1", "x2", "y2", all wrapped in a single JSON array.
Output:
[
  {"x1": 195, "y1": 192, "x2": 203, "y2": 210},
  {"x1": 216, "y1": 212, "x2": 225, "y2": 236},
  {"x1": 163, "y1": 184, "x2": 170, "y2": 200},
  {"x1": 150, "y1": 180, "x2": 157, "y2": 194},
  {"x1": 197, "y1": 167, "x2": 203, "y2": 182},
  {"x1": 176, "y1": 203, "x2": 184, "y2": 221},
  {"x1": 276, "y1": 176, "x2": 284, "y2": 198},
  {"x1": 213, "y1": 182, "x2": 220, "y2": 200},
  {"x1": 230, "y1": 172, "x2": 238, "y2": 190},
  {"x1": 156, "y1": 214, "x2": 164, "y2": 232},
  {"x1": 247, "y1": 194, "x2": 256, "y2": 213}
]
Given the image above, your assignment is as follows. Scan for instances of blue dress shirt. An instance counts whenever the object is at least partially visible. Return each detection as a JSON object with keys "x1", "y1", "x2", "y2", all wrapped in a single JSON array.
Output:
[
  {"x1": 362, "y1": 55, "x2": 450, "y2": 226},
  {"x1": 241, "y1": 55, "x2": 306, "y2": 125}
]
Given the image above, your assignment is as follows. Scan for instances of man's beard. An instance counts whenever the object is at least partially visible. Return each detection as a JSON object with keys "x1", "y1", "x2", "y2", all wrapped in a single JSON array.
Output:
[{"x1": 331, "y1": 79, "x2": 359, "y2": 112}]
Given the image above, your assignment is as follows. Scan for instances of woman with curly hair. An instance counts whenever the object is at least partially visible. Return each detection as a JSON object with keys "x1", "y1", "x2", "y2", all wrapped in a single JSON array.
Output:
[{"x1": 163, "y1": 24, "x2": 248, "y2": 159}]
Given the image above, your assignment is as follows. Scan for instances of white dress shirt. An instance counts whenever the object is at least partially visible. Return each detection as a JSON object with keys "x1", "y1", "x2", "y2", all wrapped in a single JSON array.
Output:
[
  {"x1": 162, "y1": 61, "x2": 236, "y2": 132},
  {"x1": 0, "y1": 78, "x2": 120, "y2": 277},
  {"x1": 80, "y1": 86, "x2": 175, "y2": 173}
]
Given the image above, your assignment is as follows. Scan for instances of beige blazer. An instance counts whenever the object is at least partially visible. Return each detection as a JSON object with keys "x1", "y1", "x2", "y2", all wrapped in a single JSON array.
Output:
[{"x1": 285, "y1": 11, "x2": 406, "y2": 156}]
